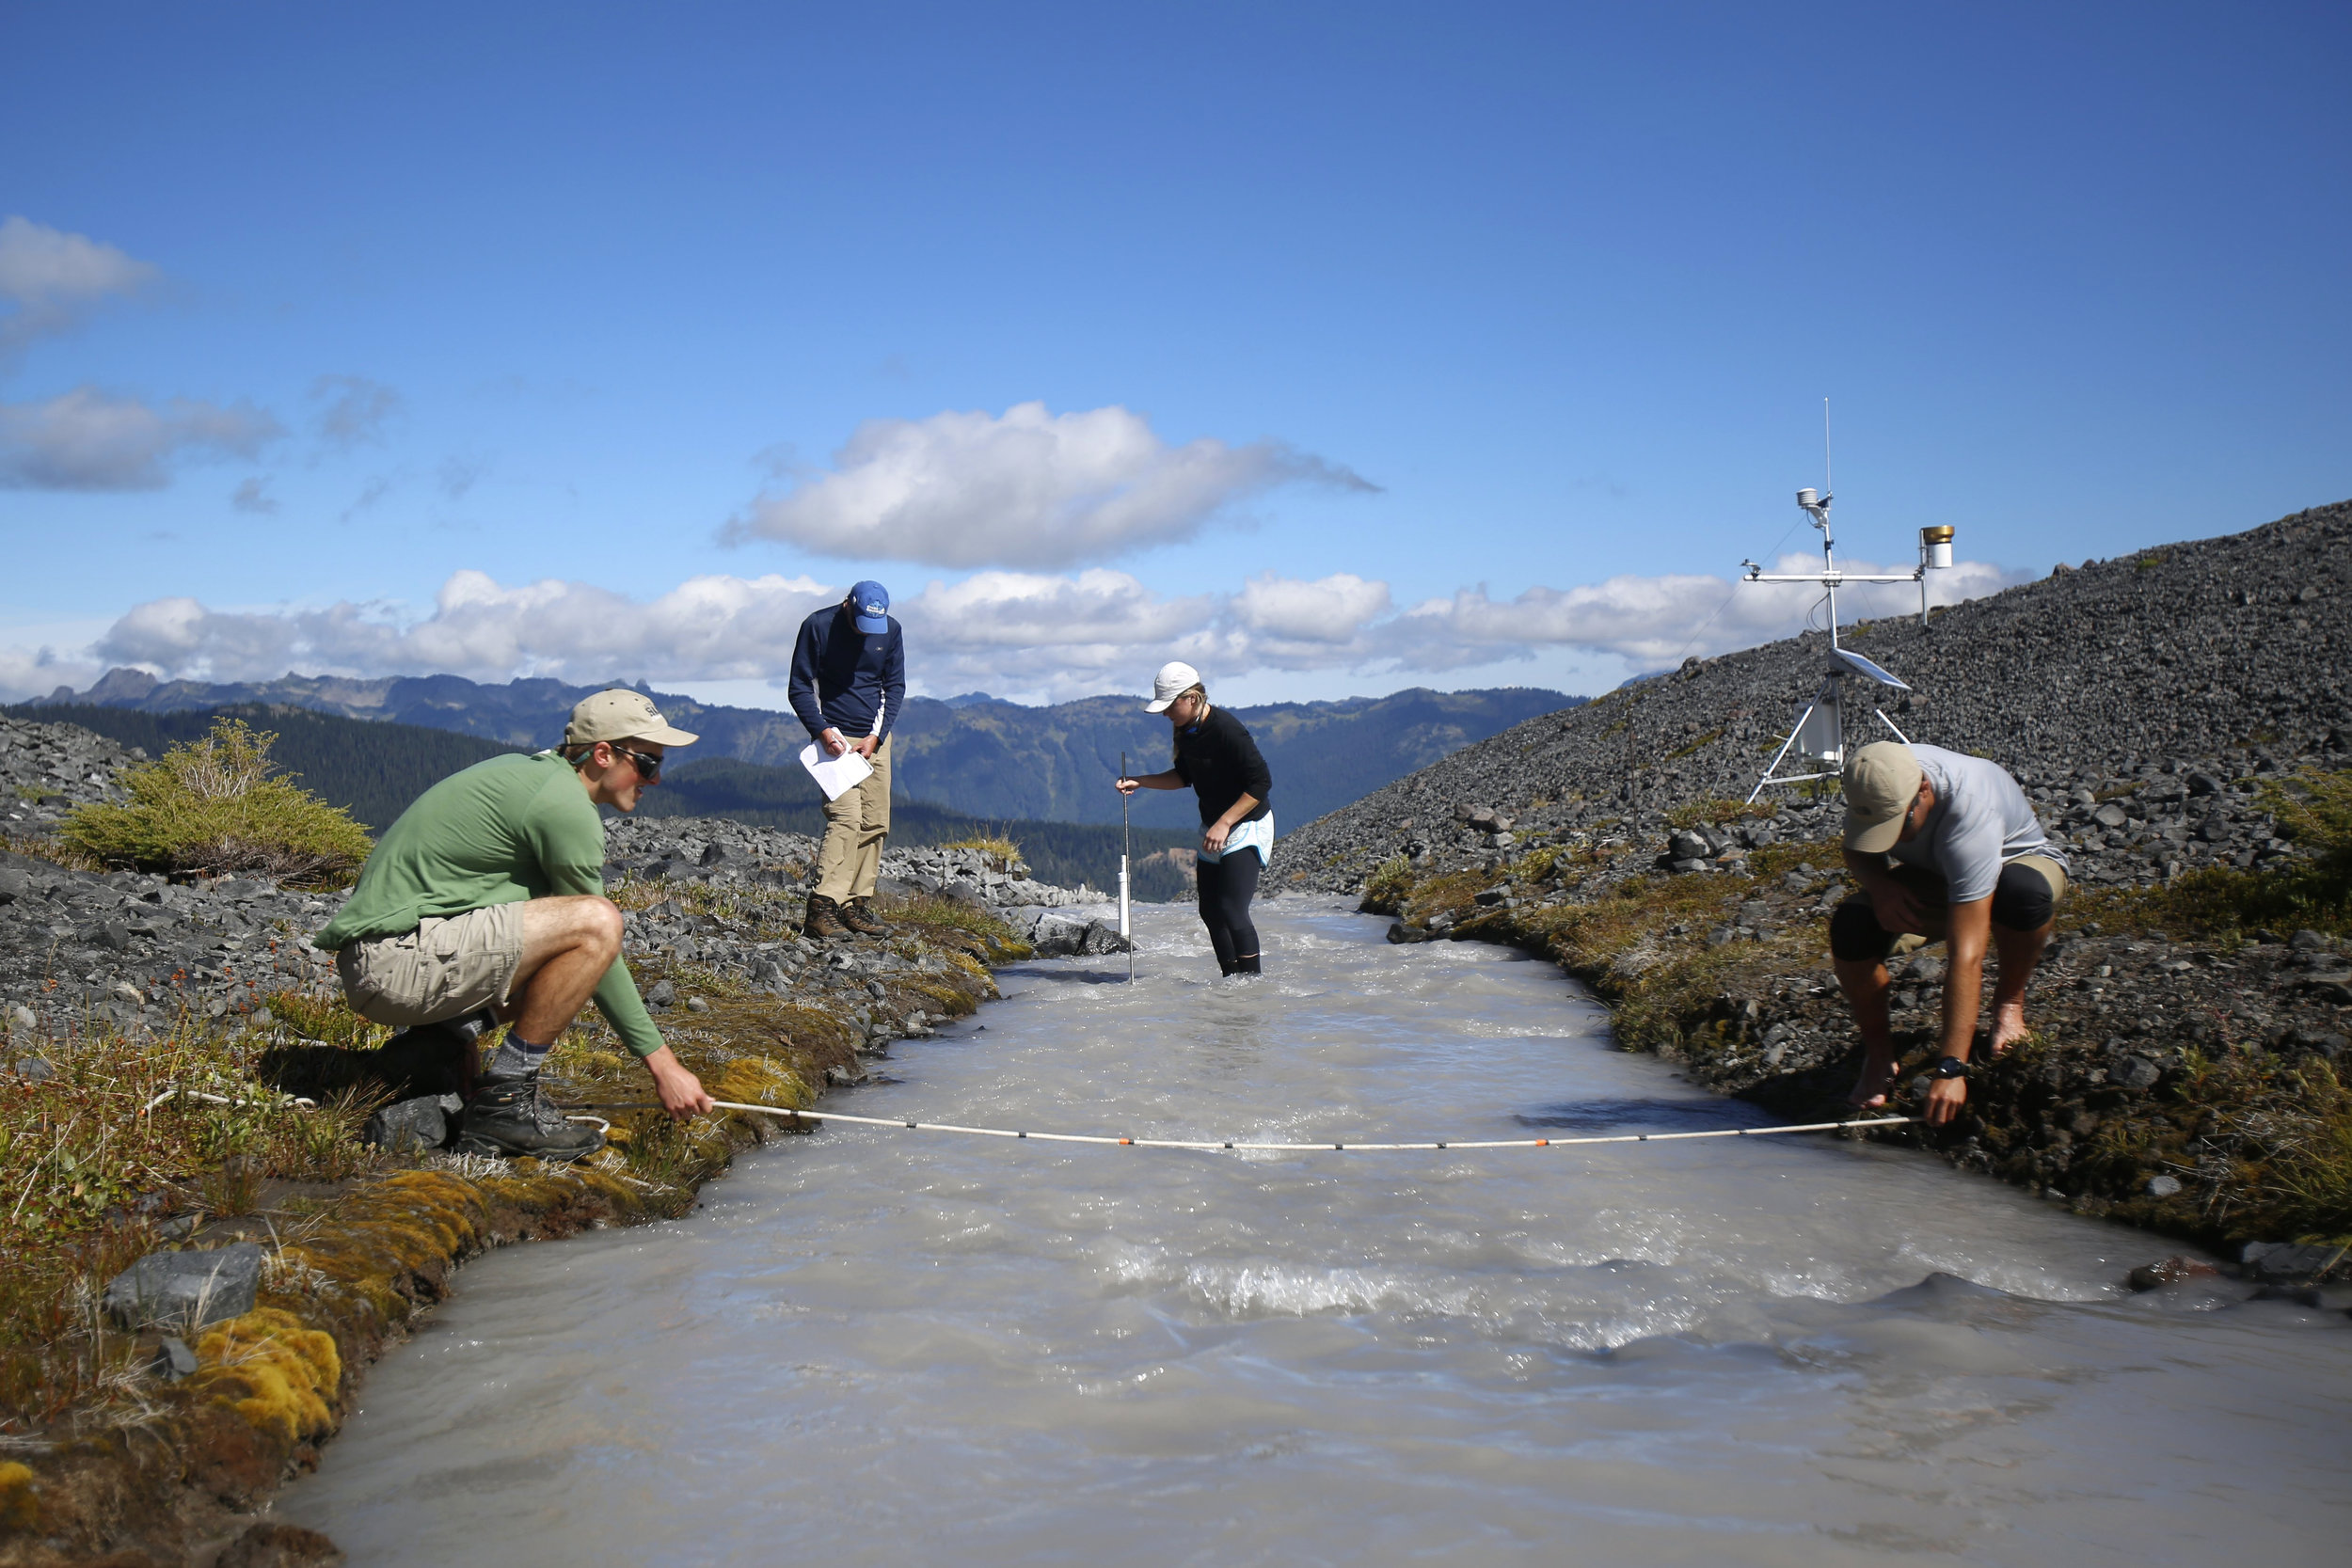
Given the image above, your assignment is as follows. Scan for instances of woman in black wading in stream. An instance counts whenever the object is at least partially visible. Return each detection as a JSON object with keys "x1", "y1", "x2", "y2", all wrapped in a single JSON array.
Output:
[{"x1": 1116, "y1": 661, "x2": 1275, "y2": 976}]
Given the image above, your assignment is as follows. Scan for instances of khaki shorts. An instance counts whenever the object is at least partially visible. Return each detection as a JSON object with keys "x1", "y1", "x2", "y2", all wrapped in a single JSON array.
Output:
[{"x1": 334, "y1": 903, "x2": 526, "y2": 1027}]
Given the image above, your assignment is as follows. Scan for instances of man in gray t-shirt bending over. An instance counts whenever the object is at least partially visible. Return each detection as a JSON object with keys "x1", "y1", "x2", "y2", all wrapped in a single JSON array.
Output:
[{"x1": 1833, "y1": 742, "x2": 2070, "y2": 1128}]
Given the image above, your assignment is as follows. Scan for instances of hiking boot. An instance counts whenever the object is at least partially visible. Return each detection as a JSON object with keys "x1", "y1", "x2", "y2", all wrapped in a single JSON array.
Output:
[
  {"x1": 453, "y1": 1073, "x2": 605, "y2": 1163},
  {"x1": 804, "y1": 894, "x2": 848, "y2": 941},
  {"x1": 837, "y1": 897, "x2": 891, "y2": 937}
]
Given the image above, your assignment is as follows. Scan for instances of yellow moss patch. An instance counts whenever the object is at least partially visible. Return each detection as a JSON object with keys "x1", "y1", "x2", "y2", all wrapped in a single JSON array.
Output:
[
  {"x1": 943, "y1": 950, "x2": 998, "y2": 986},
  {"x1": 882, "y1": 978, "x2": 970, "y2": 1019},
  {"x1": 713, "y1": 1056, "x2": 814, "y2": 1112},
  {"x1": 0, "y1": 1460, "x2": 39, "y2": 1530},
  {"x1": 190, "y1": 1308, "x2": 342, "y2": 1445},
  {"x1": 357, "y1": 1171, "x2": 488, "y2": 1257}
]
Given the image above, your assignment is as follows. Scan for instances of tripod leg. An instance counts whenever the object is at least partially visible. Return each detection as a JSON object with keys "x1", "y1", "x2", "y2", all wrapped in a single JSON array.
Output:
[{"x1": 1750, "y1": 708, "x2": 1813, "y2": 802}]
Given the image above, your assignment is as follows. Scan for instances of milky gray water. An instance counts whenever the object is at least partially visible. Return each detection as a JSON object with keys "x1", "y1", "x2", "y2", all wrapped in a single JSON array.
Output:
[{"x1": 284, "y1": 901, "x2": 2350, "y2": 1564}]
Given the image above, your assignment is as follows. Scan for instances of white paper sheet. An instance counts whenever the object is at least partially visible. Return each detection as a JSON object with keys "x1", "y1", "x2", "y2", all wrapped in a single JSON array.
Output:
[{"x1": 799, "y1": 740, "x2": 874, "y2": 801}]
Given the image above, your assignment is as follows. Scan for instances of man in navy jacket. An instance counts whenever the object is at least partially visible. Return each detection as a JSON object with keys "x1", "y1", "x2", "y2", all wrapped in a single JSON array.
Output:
[{"x1": 788, "y1": 579, "x2": 905, "y2": 938}]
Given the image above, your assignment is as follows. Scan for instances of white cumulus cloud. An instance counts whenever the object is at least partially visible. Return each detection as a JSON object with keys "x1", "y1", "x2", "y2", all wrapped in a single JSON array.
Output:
[
  {"x1": 0, "y1": 387, "x2": 283, "y2": 491},
  {"x1": 1380, "y1": 554, "x2": 2030, "y2": 671},
  {"x1": 5, "y1": 551, "x2": 2032, "y2": 705},
  {"x1": 0, "y1": 641, "x2": 103, "y2": 704},
  {"x1": 894, "y1": 569, "x2": 1226, "y2": 694},
  {"x1": 727, "y1": 401, "x2": 1376, "y2": 568},
  {"x1": 91, "y1": 571, "x2": 842, "y2": 687},
  {"x1": 0, "y1": 215, "x2": 159, "y2": 354}
]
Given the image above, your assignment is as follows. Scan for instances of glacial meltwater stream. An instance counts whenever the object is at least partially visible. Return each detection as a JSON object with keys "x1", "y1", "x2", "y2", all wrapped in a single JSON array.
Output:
[{"x1": 284, "y1": 902, "x2": 2350, "y2": 1564}]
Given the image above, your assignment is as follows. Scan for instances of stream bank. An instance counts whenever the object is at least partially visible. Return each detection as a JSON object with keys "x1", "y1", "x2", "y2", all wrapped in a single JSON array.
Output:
[
  {"x1": 1359, "y1": 793, "x2": 2352, "y2": 1274},
  {"x1": 0, "y1": 811, "x2": 1079, "y2": 1568}
]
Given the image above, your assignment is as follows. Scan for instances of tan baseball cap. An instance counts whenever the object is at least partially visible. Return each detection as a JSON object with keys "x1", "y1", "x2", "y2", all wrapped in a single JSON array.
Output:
[
  {"x1": 1842, "y1": 741, "x2": 1923, "y2": 853},
  {"x1": 563, "y1": 689, "x2": 699, "y2": 748}
]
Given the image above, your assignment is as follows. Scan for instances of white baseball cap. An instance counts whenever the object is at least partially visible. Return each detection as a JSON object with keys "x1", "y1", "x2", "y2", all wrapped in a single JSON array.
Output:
[{"x1": 1144, "y1": 661, "x2": 1202, "y2": 713}]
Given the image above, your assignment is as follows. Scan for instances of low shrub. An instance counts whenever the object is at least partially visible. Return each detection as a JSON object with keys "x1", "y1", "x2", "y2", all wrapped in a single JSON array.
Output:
[
  {"x1": 938, "y1": 833, "x2": 1025, "y2": 873},
  {"x1": 59, "y1": 719, "x2": 373, "y2": 888},
  {"x1": 1360, "y1": 855, "x2": 1415, "y2": 911}
]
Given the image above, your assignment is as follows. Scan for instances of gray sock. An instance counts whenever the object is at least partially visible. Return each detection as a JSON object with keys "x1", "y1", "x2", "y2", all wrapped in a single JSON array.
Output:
[{"x1": 483, "y1": 1033, "x2": 552, "y2": 1082}]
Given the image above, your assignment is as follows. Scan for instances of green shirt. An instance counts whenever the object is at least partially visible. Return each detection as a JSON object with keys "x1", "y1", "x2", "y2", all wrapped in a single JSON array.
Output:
[{"x1": 313, "y1": 752, "x2": 664, "y2": 1059}]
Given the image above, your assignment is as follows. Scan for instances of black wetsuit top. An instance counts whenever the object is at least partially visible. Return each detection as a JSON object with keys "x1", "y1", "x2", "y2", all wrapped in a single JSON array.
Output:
[{"x1": 1171, "y1": 706, "x2": 1272, "y2": 827}]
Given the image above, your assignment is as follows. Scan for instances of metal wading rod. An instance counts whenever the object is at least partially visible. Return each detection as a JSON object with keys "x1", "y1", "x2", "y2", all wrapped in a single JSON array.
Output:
[
  {"x1": 1120, "y1": 748, "x2": 1134, "y2": 982},
  {"x1": 693, "y1": 1100, "x2": 1915, "y2": 1152}
]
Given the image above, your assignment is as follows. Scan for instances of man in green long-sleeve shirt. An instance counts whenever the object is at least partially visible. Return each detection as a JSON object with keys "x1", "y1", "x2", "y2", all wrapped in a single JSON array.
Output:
[{"x1": 315, "y1": 689, "x2": 713, "y2": 1159}]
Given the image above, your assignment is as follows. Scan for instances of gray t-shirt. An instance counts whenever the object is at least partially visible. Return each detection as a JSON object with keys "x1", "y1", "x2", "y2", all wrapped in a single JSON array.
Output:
[{"x1": 1887, "y1": 744, "x2": 2065, "y2": 904}]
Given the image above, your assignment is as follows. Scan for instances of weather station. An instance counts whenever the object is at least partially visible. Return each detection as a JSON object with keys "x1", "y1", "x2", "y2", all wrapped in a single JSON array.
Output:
[{"x1": 1742, "y1": 484, "x2": 1958, "y2": 801}]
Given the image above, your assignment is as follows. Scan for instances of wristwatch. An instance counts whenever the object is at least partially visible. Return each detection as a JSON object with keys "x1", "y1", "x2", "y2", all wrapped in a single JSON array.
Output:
[{"x1": 1929, "y1": 1055, "x2": 1971, "y2": 1080}]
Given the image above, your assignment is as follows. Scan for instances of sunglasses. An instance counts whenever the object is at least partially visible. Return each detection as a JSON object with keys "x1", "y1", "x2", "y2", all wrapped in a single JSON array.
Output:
[{"x1": 611, "y1": 745, "x2": 663, "y2": 781}]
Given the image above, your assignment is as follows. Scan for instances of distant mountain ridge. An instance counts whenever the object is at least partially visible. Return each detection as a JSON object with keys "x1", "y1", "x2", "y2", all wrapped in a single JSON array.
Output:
[{"x1": 32, "y1": 671, "x2": 1581, "y2": 831}]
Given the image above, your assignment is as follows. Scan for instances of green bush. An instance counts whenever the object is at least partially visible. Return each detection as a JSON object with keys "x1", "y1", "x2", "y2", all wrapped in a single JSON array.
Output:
[
  {"x1": 1360, "y1": 855, "x2": 1416, "y2": 911},
  {"x1": 59, "y1": 719, "x2": 373, "y2": 887}
]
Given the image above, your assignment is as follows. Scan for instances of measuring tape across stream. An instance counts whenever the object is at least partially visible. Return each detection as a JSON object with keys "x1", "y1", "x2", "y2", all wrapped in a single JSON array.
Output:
[{"x1": 565, "y1": 1098, "x2": 1916, "y2": 1153}]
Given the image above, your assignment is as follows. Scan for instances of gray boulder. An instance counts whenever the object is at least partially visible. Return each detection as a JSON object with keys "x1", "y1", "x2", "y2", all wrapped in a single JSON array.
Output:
[
  {"x1": 103, "y1": 1243, "x2": 264, "y2": 1329},
  {"x1": 1028, "y1": 914, "x2": 1134, "y2": 958},
  {"x1": 361, "y1": 1093, "x2": 463, "y2": 1151}
]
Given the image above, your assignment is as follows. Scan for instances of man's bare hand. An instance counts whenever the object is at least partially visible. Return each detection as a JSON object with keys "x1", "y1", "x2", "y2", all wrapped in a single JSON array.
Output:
[
  {"x1": 819, "y1": 727, "x2": 849, "y2": 757},
  {"x1": 1922, "y1": 1075, "x2": 1967, "y2": 1126},
  {"x1": 644, "y1": 1046, "x2": 713, "y2": 1121},
  {"x1": 853, "y1": 734, "x2": 879, "y2": 759}
]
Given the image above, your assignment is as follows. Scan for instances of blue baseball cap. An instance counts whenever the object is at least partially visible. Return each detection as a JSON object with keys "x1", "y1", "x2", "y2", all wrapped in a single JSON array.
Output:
[{"x1": 849, "y1": 579, "x2": 891, "y2": 634}]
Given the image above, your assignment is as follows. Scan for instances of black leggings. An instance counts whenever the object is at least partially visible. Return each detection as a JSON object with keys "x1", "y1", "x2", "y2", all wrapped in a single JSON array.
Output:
[{"x1": 1195, "y1": 847, "x2": 1263, "y2": 975}]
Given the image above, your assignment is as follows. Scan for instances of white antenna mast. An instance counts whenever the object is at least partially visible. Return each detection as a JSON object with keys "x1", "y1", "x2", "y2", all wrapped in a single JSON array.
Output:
[{"x1": 1737, "y1": 410, "x2": 1959, "y2": 801}]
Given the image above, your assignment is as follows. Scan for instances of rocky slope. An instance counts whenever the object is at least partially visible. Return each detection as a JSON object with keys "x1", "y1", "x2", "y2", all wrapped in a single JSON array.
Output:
[
  {"x1": 1281, "y1": 499, "x2": 2350, "y2": 891},
  {"x1": 0, "y1": 730, "x2": 1100, "y2": 1047},
  {"x1": 1281, "y1": 499, "x2": 2352, "y2": 1262}
]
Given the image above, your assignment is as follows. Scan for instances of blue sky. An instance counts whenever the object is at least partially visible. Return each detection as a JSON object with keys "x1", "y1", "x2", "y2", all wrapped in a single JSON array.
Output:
[{"x1": 3, "y1": 2, "x2": 2345, "y2": 708}]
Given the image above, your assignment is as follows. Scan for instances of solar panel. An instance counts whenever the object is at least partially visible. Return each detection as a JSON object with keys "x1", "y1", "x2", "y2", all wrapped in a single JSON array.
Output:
[{"x1": 1834, "y1": 647, "x2": 1911, "y2": 689}]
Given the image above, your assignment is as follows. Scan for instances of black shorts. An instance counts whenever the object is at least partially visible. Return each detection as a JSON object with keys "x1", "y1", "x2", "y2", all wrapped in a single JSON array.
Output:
[{"x1": 1829, "y1": 857, "x2": 2066, "y2": 964}]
